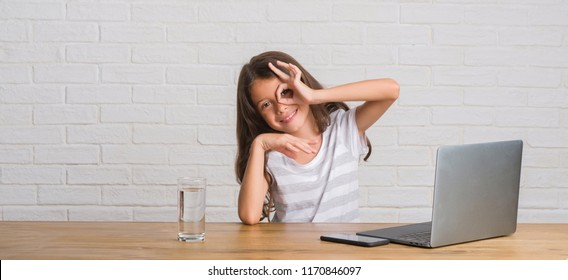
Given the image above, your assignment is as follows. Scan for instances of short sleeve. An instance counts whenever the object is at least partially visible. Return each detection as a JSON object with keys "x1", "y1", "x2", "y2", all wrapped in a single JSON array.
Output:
[{"x1": 331, "y1": 109, "x2": 369, "y2": 159}]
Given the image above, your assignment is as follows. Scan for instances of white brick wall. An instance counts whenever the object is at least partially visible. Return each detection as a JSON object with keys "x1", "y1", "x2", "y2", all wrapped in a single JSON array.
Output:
[{"x1": 1, "y1": 0, "x2": 567, "y2": 223}]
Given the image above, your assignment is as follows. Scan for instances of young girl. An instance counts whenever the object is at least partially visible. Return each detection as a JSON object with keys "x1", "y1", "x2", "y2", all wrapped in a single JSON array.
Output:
[{"x1": 235, "y1": 51, "x2": 399, "y2": 225}]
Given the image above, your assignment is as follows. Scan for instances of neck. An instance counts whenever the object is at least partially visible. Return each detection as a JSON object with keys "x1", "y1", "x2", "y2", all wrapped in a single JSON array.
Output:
[{"x1": 290, "y1": 112, "x2": 320, "y2": 140}]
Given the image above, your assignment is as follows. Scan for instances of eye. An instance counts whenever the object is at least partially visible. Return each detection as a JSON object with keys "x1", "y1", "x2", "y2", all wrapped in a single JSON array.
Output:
[
  {"x1": 280, "y1": 89, "x2": 292, "y2": 97},
  {"x1": 260, "y1": 100, "x2": 271, "y2": 110}
]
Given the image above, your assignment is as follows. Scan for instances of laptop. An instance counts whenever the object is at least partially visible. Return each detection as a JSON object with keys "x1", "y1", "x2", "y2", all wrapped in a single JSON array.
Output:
[{"x1": 357, "y1": 140, "x2": 523, "y2": 248}]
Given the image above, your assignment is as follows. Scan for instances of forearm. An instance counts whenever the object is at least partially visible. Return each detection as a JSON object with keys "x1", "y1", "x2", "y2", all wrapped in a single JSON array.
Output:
[
  {"x1": 313, "y1": 78, "x2": 399, "y2": 104},
  {"x1": 238, "y1": 139, "x2": 269, "y2": 225}
]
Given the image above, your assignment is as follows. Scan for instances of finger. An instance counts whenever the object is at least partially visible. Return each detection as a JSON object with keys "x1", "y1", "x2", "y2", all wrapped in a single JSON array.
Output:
[
  {"x1": 274, "y1": 83, "x2": 293, "y2": 104},
  {"x1": 268, "y1": 62, "x2": 290, "y2": 80}
]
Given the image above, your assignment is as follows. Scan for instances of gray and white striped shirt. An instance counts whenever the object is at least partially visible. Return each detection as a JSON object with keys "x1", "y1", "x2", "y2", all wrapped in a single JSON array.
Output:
[{"x1": 267, "y1": 109, "x2": 368, "y2": 223}]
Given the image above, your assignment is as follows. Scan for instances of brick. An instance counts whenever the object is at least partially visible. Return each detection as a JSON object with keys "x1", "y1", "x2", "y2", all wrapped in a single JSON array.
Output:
[
  {"x1": 0, "y1": 65, "x2": 31, "y2": 83},
  {"x1": 132, "y1": 4, "x2": 197, "y2": 22},
  {"x1": 432, "y1": 107, "x2": 495, "y2": 126},
  {"x1": 332, "y1": 46, "x2": 396, "y2": 65},
  {"x1": 359, "y1": 207, "x2": 399, "y2": 223},
  {"x1": 133, "y1": 86, "x2": 196, "y2": 104},
  {"x1": 433, "y1": 66, "x2": 497, "y2": 86},
  {"x1": 169, "y1": 146, "x2": 236, "y2": 166},
  {"x1": 364, "y1": 127, "x2": 397, "y2": 146},
  {"x1": 519, "y1": 188, "x2": 559, "y2": 209},
  {"x1": 67, "y1": 2, "x2": 129, "y2": 21},
  {"x1": 333, "y1": 3, "x2": 398, "y2": 22},
  {"x1": 35, "y1": 145, "x2": 99, "y2": 165},
  {"x1": 199, "y1": 3, "x2": 264, "y2": 22},
  {"x1": 528, "y1": 89, "x2": 568, "y2": 108},
  {"x1": 38, "y1": 185, "x2": 100, "y2": 205},
  {"x1": 167, "y1": 66, "x2": 234, "y2": 85},
  {"x1": 433, "y1": 26, "x2": 497, "y2": 45},
  {"x1": 207, "y1": 186, "x2": 237, "y2": 207},
  {"x1": 528, "y1": 48, "x2": 568, "y2": 68},
  {"x1": 366, "y1": 25, "x2": 430, "y2": 45},
  {"x1": 2, "y1": 167, "x2": 64, "y2": 184},
  {"x1": 0, "y1": 2, "x2": 64, "y2": 20},
  {"x1": 0, "y1": 20, "x2": 29, "y2": 41},
  {"x1": 0, "y1": 148, "x2": 31, "y2": 164},
  {"x1": 399, "y1": 208, "x2": 433, "y2": 223},
  {"x1": 0, "y1": 127, "x2": 63, "y2": 144},
  {"x1": 378, "y1": 106, "x2": 430, "y2": 126},
  {"x1": 523, "y1": 168, "x2": 568, "y2": 188},
  {"x1": 0, "y1": 43, "x2": 62, "y2": 63},
  {"x1": 496, "y1": 108, "x2": 559, "y2": 128},
  {"x1": 0, "y1": 185, "x2": 36, "y2": 204},
  {"x1": 398, "y1": 87, "x2": 463, "y2": 106},
  {"x1": 368, "y1": 187, "x2": 432, "y2": 207},
  {"x1": 523, "y1": 147, "x2": 567, "y2": 168},
  {"x1": 463, "y1": 127, "x2": 526, "y2": 144},
  {"x1": 199, "y1": 166, "x2": 238, "y2": 185},
  {"x1": 166, "y1": 105, "x2": 233, "y2": 125},
  {"x1": 498, "y1": 68, "x2": 563, "y2": 88},
  {"x1": 133, "y1": 125, "x2": 197, "y2": 144},
  {"x1": 529, "y1": 5, "x2": 568, "y2": 26},
  {"x1": 66, "y1": 44, "x2": 130, "y2": 63},
  {"x1": 398, "y1": 167, "x2": 436, "y2": 187},
  {"x1": 358, "y1": 167, "x2": 397, "y2": 186},
  {"x1": 67, "y1": 125, "x2": 131, "y2": 144},
  {"x1": 464, "y1": 47, "x2": 529, "y2": 66},
  {"x1": 527, "y1": 129, "x2": 568, "y2": 148},
  {"x1": 518, "y1": 209, "x2": 568, "y2": 223},
  {"x1": 198, "y1": 126, "x2": 236, "y2": 145},
  {"x1": 66, "y1": 85, "x2": 131, "y2": 104},
  {"x1": 101, "y1": 24, "x2": 164, "y2": 43},
  {"x1": 34, "y1": 23, "x2": 98, "y2": 42},
  {"x1": 309, "y1": 66, "x2": 366, "y2": 87},
  {"x1": 132, "y1": 46, "x2": 198, "y2": 64},
  {"x1": 0, "y1": 105, "x2": 31, "y2": 125},
  {"x1": 0, "y1": 85, "x2": 64, "y2": 104},
  {"x1": 367, "y1": 66, "x2": 430, "y2": 86},
  {"x1": 399, "y1": 127, "x2": 461, "y2": 146},
  {"x1": 33, "y1": 105, "x2": 98, "y2": 125},
  {"x1": 132, "y1": 167, "x2": 198, "y2": 185},
  {"x1": 236, "y1": 24, "x2": 301, "y2": 43},
  {"x1": 197, "y1": 86, "x2": 235, "y2": 106},
  {"x1": 34, "y1": 65, "x2": 98, "y2": 84},
  {"x1": 101, "y1": 105, "x2": 164, "y2": 123},
  {"x1": 102, "y1": 65, "x2": 164, "y2": 84},
  {"x1": 465, "y1": 6, "x2": 527, "y2": 25},
  {"x1": 102, "y1": 185, "x2": 175, "y2": 206},
  {"x1": 302, "y1": 25, "x2": 362, "y2": 44},
  {"x1": 102, "y1": 145, "x2": 168, "y2": 164},
  {"x1": 67, "y1": 167, "x2": 130, "y2": 185},
  {"x1": 399, "y1": 46, "x2": 463, "y2": 66},
  {"x1": 464, "y1": 87, "x2": 527, "y2": 107},
  {"x1": 200, "y1": 45, "x2": 265, "y2": 65},
  {"x1": 401, "y1": 4, "x2": 462, "y2": 24},
  {"x1": 369, "y1": 147, "x2": 431, "y2": 166},
  {"x1": 168, "y1": 24, "x2": 234, "y2": 43},
  {"x1": 267, "y1": 3, "x2": 329, "y2": 22},
  {"x1": 499, "y1": 27, "x2": 564, "y2": 46}
]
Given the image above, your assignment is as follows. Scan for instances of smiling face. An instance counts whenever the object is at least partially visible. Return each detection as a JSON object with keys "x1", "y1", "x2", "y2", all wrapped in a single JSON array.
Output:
[{"x1": 250, "y1": 78, "x2": 314, "y2": 137}]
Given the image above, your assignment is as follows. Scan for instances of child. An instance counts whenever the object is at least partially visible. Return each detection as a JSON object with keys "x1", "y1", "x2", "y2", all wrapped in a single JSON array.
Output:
[{"x1": 235, "y1": 51, "x2": 399, "y2": 225}]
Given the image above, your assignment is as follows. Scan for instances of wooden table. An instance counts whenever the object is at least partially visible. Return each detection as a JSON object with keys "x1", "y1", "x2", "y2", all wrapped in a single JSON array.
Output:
[{"x1": 0, "y1": 222, "x2": 567, "y2": 260}]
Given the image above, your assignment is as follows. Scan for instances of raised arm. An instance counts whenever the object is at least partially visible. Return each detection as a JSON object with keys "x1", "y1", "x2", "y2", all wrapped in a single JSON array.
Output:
[{"x1": 269, "y1": 61, "x2": 400, "y2": 135}]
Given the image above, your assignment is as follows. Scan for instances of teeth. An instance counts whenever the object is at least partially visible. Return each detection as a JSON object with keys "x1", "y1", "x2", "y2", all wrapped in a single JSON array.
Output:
[{"x1": 283, "y1": 110, "x2": 296, "y2": 122}]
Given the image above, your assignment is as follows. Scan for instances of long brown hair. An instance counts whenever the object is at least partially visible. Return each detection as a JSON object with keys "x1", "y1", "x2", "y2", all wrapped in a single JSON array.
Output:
[{"x1": 235, "y1": 51, "x2": 371, "y2": 221}]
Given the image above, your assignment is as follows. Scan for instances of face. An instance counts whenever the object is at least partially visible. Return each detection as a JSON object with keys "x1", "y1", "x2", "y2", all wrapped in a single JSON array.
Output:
[{"x1": 250, "y1": 78, "x2": 312, "y2": 135}]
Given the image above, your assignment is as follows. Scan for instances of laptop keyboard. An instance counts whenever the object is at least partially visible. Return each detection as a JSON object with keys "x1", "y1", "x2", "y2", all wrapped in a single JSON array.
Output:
[{"x1": 397, "y1": 231, "x2": 431, "y2": 244}]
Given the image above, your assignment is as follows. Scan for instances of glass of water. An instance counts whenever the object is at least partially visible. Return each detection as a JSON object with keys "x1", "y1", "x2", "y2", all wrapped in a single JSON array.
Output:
[{"x1": 177, "y1": 177, "x2": 206, "y2": 242}]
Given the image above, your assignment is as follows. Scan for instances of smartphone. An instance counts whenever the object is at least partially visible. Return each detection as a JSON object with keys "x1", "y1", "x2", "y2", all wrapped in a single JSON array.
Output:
[{"x1": 320, "y1": 233, "x2": 390, "y2": 247}]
